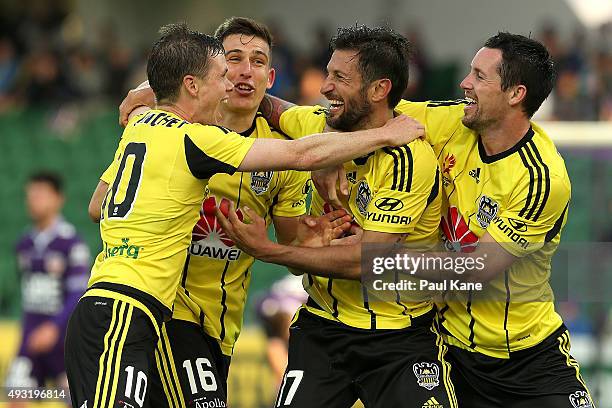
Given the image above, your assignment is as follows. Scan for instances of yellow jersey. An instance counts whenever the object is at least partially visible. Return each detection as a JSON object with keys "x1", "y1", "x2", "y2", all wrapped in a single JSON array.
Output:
[
  {"x1": 172, "y1": 113, "x2": 310, "y2": 355},
  {"x1": 396, "y1": 100, "x2": 571, "y2": 358},
  {"x1": 91, "y1": 109, "x2": 255, "y2": 322},
  {"x1": 279, "y1": 106, "x2": 442, "y2": 329}
]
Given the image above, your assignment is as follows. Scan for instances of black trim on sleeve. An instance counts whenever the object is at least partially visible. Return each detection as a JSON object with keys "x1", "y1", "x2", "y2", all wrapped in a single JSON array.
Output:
[
  {"x1": 184, "y1": 134, "x2": 237, "y2": 179},
  {"x1": 527, "y1": 140, "x2": 551, "y2": 222},
  {"x1": 402, "y1": 145, "x2": 413, "y2": 192},
  {"x1": 426, "y1": 168, "x2": 440, "y2": 207},
  {"x1": 518, "y1": 148, "x2": 537, "y2": 220},
  {"x1": 545, "y1": 202, "x2": 569, "y2": 242}
]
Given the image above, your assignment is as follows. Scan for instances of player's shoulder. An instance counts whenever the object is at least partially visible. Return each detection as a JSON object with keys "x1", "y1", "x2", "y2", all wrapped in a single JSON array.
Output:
[
  {"x1": 280, "y1": 105, "x2": 327, "y2": 129},
  {"x1": 253, "y1": 113, "x2": 292, "y2": 140},
  {"x1": 396, "y1": 98, "x2": 466, "y2": 116},
  {"x1": 529, "y1": 122, "x2": 570, "y2": 179},
  {"x1": 378, "y1": 139, "x2": 436, "y2": 166}
]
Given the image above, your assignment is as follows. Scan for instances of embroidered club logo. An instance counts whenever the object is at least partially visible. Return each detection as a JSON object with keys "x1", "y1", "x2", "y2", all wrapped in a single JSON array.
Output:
[
  {"x1": 442, "y1": 153, "x2": 456, "y2": 174},
  {"x1": 476, "y1": 195, "x2": 499, "y2": 228},
  {"x1": 413, "y1": 362, "x2": 440, "y2": 390},
  {"x1": 440, "y1": 206, "x2": 479, "y2": 253},
  {"x1": 192, "y1": 196, "x2": 243, "y2": 248},
  {"x1": 569, "y1": 391, "x2": 593, "y2": 408},
  {"x1": 250, "y1": 171, "x2": 273, "y2": 195},
  {"x1": 355, "y1": 180, "x2": 372, "y2": 216}
]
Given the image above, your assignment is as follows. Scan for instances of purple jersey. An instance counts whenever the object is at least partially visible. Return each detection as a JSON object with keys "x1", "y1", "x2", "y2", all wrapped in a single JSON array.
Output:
[
  {"x1": 15, "y1": 217, "x2": 90, "y2": 345},
  {"x1": 7, "y1": 217, "x2": 90, "y2": 387}
]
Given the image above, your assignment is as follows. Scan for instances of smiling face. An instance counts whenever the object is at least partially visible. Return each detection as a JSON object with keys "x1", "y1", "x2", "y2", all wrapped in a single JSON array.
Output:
[
  {"x1": 222, "y1": 33, "x2": 275, "y2": 114},
  {"x1": 192, "y1": 53, "x2": 234, "y2": 124},
  {"x1": 319, "y1": 49, "x2": 372, "y2": 131},
  {"x1": 460, "y1": 47, "x2": 509, "y2": 132}
]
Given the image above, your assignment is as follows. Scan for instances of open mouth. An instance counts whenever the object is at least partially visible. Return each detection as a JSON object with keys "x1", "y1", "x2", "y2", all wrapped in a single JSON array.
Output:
[
  {"x1": 234, "y1": 82, "x2": 255, "y2": 96},
  {"x1": 464, "y1": 96, "x2": 477, "y2": 113},
  {"x1": 328, "y1": 98, "x2": 345, "y2": 115}
]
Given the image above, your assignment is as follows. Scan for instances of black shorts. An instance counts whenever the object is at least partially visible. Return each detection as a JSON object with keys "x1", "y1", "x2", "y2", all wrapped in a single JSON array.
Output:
[
  {"x1": 275, "y1": 308, "x2": 457, "y2": 408},
  {"x1": 148, "y1": 319, "x2": 231, "y2": 408},
  {"x1": 65, "y1": 295, "x2": 160, "y2": 408},
  {"x1": 446, "y1": 324, "x2": 597, "y2": 408}
]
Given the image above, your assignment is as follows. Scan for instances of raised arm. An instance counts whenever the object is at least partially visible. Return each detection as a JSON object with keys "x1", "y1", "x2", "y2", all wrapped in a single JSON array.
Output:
[
  {"x1": 237, "y1": 114, "x2": 424, "y2": 172},
  {"x1": 259, "y1": 94, "x2": 297, "y2": 130}
]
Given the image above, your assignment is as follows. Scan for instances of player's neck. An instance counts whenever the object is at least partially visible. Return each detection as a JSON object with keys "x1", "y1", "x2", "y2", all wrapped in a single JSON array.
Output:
[
  {"x1": 34, "y1": 214, "x2": 58, "y2": 232},
  {"x1": 156, "y1": 103, "x2": 194, "y2": 123},
  {"x1": 219, "y1": 106, "x2": 257, "y2": 134},
  {"x1": 354, "y1": 107, "x2": 393, "y2": 131},
  {"x1": 479, "y1": 115, "x2": 531, "y2": 156}
]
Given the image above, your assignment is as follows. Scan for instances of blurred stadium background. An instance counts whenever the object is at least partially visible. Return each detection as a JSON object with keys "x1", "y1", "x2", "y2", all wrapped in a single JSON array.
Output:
[{"x1": 0, "y1": 0, "x2": 611, "y2": 407}]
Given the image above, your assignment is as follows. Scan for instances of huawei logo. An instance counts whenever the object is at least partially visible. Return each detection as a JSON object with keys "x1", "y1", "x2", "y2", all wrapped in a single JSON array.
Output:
[
  {"x1": 192, "y1": 196, "x2": 243, "y2": 247},
  {"x1": 440, "y1": 206, "x2": 479, "y2": 253}
]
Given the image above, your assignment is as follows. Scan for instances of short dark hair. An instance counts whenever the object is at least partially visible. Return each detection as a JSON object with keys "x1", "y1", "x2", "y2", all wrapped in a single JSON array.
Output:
[
  {"x1": 214, "y1": 17, "x2": 274, "y2": 51},
  {"x1": 147, "y1": 22, "x2": 225, "y2": 103},
  {"x1": 484, "y1": 32, "x2": 556, "y2": 117},
  {"x1": 28, "y1": 171, "x2": 63, "y2": 194},
  {"x1": 330, "y1": 25, "x2": 411, "y2": 107}
]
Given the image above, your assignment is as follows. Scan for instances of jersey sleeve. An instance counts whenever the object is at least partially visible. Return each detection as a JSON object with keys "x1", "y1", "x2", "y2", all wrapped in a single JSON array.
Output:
[
  {"x1": 487, "y1": 173, "x2": 571, "y2": 257},
  {"x1": 184, "y1": 124, "x2": 255, "y2": 179},
  {"x1": 100, "y1": 140, "x2": 126, "y2": 184},
  {"x1": 395, "y1": 99, "x2": 465, "y2": 147},
  {"x1": 279, "y1": 105, "x2": 327, "y2": 139},
  {"x1": 362, "y1": 143, "x2": 440, "y2": 234},
  {"x1": 272, "y1": 172, "x2": 311, "y2": 217}
]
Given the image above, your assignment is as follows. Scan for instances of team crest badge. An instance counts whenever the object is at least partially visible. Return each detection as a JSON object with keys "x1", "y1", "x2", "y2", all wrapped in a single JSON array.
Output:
[
  {"x1": 250, "y1": 171, "x2": 273, "y2": 195},
  {"x1": 569, "y1": 391, "x2": 593, "y2": 408},
  {"x1": 413, "y1": 362, "x2": 440, "y2": 390},
  {"x1": 476, "y1": 195, "x2": 499, "y2": 228},
  {"x1": 355, "y1": 180, "x2": 372, "y2": 216}
]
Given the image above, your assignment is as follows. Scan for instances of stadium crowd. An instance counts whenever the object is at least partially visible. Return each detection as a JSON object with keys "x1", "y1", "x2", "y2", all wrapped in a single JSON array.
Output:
[{"x1": 1, "y1": 5, "x2": 611, "y2": 120}]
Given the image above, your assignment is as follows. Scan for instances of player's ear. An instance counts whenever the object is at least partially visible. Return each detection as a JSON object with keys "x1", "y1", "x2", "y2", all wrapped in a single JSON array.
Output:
[
  {"x1": 266, "y1": 67, "x2": 276, "y2": 90},
  {"x1": 508, "y1": 84, "x2": 527, "y2": 108},
  {"x1": 183, "y1": 74, "x2": 198, "y2": 97},
  {"x1": 370, "y1": 78, "x2": 392, "y2": 104}
]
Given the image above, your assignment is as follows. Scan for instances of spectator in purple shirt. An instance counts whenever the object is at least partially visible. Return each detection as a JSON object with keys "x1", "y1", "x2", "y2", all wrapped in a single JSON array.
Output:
[{"x1": 5, "y1": 172, "x2": 89, "y2": 394}]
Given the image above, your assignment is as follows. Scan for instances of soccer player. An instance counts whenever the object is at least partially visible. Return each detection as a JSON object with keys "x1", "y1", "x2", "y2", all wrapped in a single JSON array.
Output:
[
  {"x1": 218, "y1": 25, "x2": 456, "y2": 408},
  {"x1": 6, "y1": 172, "x2": 89, "y2": 400},
  {"x1": 65, "y1": 23, "x2": 419, "y2": 408},
  {"x1": 224, "y1": 32, "x2": 596, "y2": 408},
  {"x1": 116, "y1": 17, "x2": 337, "y2": 407}
]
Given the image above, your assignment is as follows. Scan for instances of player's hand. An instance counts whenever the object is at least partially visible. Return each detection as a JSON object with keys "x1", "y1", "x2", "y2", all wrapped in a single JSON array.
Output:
[
  {"x1": 331, "y1": 224, "x2": 364, "y2": 246},
  {"x1": 215, "y1": 201, "x2": 273, "y2": 259},
  {"x1": 382, "y1": 114, "x2": 425, "y2": 146},
  {"x1": 118, "y1": 81, "x2": 155, "y2": 126},
  {"x1": 312, "y1": 165, "x2": 348, "y2": 210},
  {"x1": 27, "y1": 321, "x2": 60, "y2": 355},
  {"x1": 293, "y1": 209, "x2": 353, "y2": 248}
]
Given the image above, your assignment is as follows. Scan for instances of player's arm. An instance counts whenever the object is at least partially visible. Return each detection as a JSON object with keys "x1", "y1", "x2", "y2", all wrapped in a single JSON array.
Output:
[
  {"x1": 88, "y1": 180, "x2": 109, "y2": 223},
  {"x1": 237, "y1": 114, "x2": 424, "y2": 171},
  {"x1": 259, "y1": 94, "x2": 296, "y2": 130},
  {"x1": 272, "y1": 216, "x2": 300, "y2": 245},
  {"x1": 119, "y1": 81, "x2": 154, "y2": 126},
  {"x1": 217, "y1": 205, "x2": 396, "y2": 280}
]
